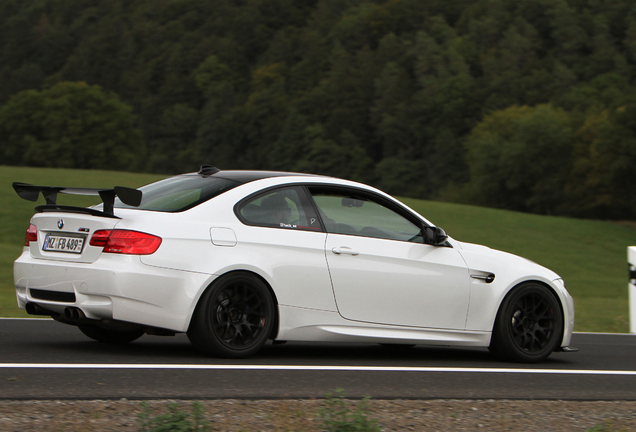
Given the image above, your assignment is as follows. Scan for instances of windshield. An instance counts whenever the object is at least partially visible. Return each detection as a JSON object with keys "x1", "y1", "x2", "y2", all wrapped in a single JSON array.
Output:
[{"x1": 114, "y1": 175, "x2": 240, "y2": 212}]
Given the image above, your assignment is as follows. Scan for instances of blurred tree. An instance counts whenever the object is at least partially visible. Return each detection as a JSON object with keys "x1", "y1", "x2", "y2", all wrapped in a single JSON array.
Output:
[
  {"x1": 266, "y1": 108, "x2": 311, "y2": 171},
  {"x1": 568, "y1": 106, "x2": 636, "y2": 219},
  {"x1": 150, "y1": 103, "x2": 199, "y2": 173},
  {"x1": 375, "y1": 156, "x2": 428, "y2": 197},
  {"x1": 293, "y1": 124, "x2": 374, "y2": 181},
  {"x1": 409, "y1": 20, "x2": 479, "y2": 192},
  {"x1": 372, "y1": 60, "x2": 414, "y2": 159},
  {"x1": 194, "y1": 55, "x2": 243, "y2": 169},
  {"x1": 464, "y1": 104, "x2": 573, "y2": 214},
  {"x1": 0, "y1": 81, "x2": 144, "y2": 171},
  {"x1": 3, "y1": 0, "x2": 636, "y2": 218}
]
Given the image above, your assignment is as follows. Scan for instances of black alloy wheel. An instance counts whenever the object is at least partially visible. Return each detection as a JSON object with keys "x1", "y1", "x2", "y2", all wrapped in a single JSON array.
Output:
[
  {"x1": 188, "y1": 272, "x2": 275, "y2": 358},
  {"x1": 489, "y1": 282, "x2": 563, "y2": 363},
  {"x1": 78, "y1": 324, "x2": 145, "y2": 343}
]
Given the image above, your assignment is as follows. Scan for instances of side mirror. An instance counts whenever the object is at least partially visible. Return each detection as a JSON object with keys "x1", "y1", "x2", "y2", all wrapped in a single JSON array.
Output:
[{"x1": 425, "y1": 226, "x2": 448, "y2": 246}]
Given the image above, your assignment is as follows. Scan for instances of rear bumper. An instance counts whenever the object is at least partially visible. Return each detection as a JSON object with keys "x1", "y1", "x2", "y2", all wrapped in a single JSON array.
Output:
[{"x1": 14, "y1": 249, "x2": 215, "y2": 332}]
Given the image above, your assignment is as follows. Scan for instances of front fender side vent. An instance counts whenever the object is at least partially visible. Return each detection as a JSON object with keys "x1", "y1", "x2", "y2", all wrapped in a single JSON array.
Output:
[{"x1": 470, "y1": 273, "x2": 495, "y2": 283}]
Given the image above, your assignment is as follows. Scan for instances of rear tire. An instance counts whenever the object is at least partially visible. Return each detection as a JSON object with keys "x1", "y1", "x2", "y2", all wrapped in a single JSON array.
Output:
[
  {"x1": 78, "y1": 325, "x2": 145, "y2": 344},
  {"x1": 187, "y1": 272, "x2": 275, "y2": 358},
  {"x1": 489, "y1": 282, "x2": 563, "y2": 363}
]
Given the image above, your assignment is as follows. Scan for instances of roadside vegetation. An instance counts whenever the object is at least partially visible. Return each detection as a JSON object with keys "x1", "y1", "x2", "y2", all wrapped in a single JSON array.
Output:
[
  {"x1": 136, "y1": 391, "x2": 379, "y2": 432},
  {"x1": 2, "y1": 166, "x2": 635, "y2": 332},
  {"x1": 138, "y1": 401, "x2": 211, "y2": 432},
  {"x1": 318, "y1": 390, "x2": 380, "y2": 432}
]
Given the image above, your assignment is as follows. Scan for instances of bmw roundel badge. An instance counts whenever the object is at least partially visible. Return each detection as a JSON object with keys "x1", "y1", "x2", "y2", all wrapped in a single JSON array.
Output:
[{"x1": 57, "y1": 219, "x2": 64, "y2": 229}]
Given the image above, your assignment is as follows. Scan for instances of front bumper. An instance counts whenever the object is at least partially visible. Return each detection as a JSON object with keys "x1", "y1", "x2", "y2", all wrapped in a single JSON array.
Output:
[{"x1": 552, "y1": 278, "x2": 575, "y2": 348}]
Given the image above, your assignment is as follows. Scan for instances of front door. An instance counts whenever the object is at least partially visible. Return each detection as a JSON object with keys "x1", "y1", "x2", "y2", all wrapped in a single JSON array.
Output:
[{"x1": 309, "y1": 186, "x2": 470, "y2": 329}]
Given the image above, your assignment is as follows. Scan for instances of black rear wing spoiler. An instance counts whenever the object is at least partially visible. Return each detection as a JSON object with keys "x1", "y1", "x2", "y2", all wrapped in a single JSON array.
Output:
[{"x1": 12, "y1": 182, "x2": 142, "y2": 217}]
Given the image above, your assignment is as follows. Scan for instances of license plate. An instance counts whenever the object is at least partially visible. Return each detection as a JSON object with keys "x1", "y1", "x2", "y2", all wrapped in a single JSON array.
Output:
[{"x1": 42, "y1": 235, "x2": 85, "y2": 254}]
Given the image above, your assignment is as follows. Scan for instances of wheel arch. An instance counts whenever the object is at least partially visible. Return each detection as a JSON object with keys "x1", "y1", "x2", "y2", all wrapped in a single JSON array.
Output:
[
  {"x1": 494, "y1": 279, "x2": 565, "y2": 331},
  {"x1": 491, "y1": 279, "x2": 566, "y2": 355},
  {"x1": 188, "y1": 269, "x2": 281, "y2": 340}
]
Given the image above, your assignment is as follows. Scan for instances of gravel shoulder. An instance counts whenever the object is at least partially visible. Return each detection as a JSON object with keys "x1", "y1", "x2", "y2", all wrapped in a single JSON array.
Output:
[{"x1": 1, "y1": 399, "x2": 635, "y2": 431}]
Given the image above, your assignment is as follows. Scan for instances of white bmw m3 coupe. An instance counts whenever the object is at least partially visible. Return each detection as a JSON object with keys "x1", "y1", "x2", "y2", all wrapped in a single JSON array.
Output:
[{"x1": 13, "y1": 166, "x2": 576, "y2": 362}]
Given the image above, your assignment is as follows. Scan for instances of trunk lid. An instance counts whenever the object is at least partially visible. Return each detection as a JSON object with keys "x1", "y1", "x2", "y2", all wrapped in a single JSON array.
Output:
[{"x1": 29, "y1": 212, "x2": 120, "y2": 263}]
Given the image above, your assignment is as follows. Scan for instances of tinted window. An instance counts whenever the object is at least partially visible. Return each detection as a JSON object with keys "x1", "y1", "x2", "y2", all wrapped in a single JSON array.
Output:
[
  {"x1": 308, "y1": 187, "x2": 424, "y2": 243},
  {"x1": 237, "y1": 187, "x2": 321, "y2": 231},
  {"x1": 115, "y1": 175, "x2": 239, "y2": 212}
]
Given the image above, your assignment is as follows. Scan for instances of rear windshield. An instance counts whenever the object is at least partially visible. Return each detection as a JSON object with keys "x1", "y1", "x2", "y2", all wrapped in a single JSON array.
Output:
[{"x1": 114, "y1": 175, "x2": 240, "y2": 212}]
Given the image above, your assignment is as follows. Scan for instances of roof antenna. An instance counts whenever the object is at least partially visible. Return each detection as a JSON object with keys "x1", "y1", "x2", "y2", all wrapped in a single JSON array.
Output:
[{"x1": 198, "y1": 165, "x2": 220, "y2": 175}]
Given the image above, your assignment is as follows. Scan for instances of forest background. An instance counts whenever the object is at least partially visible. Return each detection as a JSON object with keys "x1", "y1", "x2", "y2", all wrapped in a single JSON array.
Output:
[{"x1": 2, "y1": 0, "x2": 636, "y2": 220}]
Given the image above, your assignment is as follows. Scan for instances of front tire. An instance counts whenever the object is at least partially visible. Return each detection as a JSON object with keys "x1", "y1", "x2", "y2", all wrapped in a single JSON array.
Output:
[
  {"x1": 489, "y1": 282, "x2": 563, "y2": 363},
  {"x1": 187, "y1": 272, "x2": 275, "y2": 358}
]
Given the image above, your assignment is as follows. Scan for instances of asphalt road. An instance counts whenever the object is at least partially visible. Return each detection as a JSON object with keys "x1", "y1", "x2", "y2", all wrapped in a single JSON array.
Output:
[{"x1": 1, "y1": 318, "x2": 635, "y2": 400}]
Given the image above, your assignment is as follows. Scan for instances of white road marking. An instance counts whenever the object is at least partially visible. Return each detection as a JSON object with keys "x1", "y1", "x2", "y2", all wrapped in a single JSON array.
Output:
[{"x1": 0, "y1": 364, "x2": 635, "y2": 375}]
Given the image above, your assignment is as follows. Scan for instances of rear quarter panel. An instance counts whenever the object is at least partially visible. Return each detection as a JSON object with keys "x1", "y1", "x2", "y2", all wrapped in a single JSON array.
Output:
[{"x1": 130, "y1": 181, "x2": 337, "y2": 313}]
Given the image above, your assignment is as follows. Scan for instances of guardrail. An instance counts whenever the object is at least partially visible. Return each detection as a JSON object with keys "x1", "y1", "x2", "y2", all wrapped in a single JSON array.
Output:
[{"x1": 629, "y1": 247, "x2": 636, "y2": 334}]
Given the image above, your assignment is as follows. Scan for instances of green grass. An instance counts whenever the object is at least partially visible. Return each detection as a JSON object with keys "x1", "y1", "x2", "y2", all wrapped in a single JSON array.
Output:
[{"x1": 2, "y1": 166, "x2": 635, "y2": 332}]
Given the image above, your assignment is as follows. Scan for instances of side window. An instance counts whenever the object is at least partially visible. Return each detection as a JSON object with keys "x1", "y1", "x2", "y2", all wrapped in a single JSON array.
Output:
[
  {"x1": 237, "y1": 187, "x2": 321, "y2": 231},
  {"x1": 308, "y1": 187, "x2": 424, "y2": 243}
]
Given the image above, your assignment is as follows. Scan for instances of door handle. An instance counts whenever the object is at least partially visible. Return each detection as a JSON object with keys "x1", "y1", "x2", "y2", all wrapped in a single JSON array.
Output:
[{"x1": 332, "y1": 247, "x2": 359, "y2": 256}]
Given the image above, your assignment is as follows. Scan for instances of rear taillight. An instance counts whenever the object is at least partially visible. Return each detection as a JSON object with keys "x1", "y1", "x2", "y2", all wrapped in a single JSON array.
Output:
[
  {"x1": 89, "y1": 230, "x2": 111, "y2": 247},
  {"x1": 89, "y1": 229, "x2": 162, "y2": 255},
  {"x1": 24, "y1": 224, "x2": 37, "y2": 246}
]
